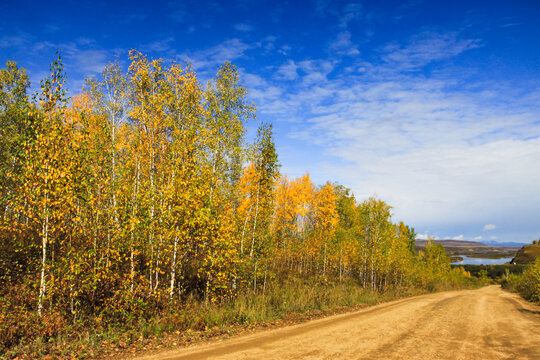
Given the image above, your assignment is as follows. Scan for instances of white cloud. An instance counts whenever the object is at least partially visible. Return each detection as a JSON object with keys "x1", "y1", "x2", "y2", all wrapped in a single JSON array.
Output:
[
  {"x1": 474, "y1": 236, "x2": 483, "y2": 240},
  {"x1": 329, "y1": 31, "x2": 360, "y2": 56},
  {"x1": 28, "y1": 39, "x2": 110, "y2": 75},
  {"x1": 275, "y1": 60, "x2": 298, "y2": 80},
  {"x1": 483, "y1": 224, "x2": 496, "y2": 231},
  {"x1": 454, "y1": 235, "x2": 464, "y2": 240},
  {"x1": 73, "y1": 49, "x2": 108, "y2": 73},
  {"x1": 179, "y1": 38, "x2": 251, "y2": 72},
  {"x1": 415, "y1": 233, "x2": 440, "y2": 240},
  {"x1": 144, "y1": 37, "x2": 175, "y2": 53},
  {"x1": 278, "y1": 45, "x2": 292, "y2": 56},
  {"x1": 339, "y1": 3, "x2": 363, "y2": 28},
  {"x1": 297, "y1": 60, "x2": 334, "y2": 75},
  {"x1": 501, "y1": 23, "x2": 520, "y2": 28}
]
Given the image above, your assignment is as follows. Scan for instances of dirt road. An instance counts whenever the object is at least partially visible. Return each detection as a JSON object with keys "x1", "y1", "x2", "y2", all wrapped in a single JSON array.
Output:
[{"x1": 131, "y1": 286, "x2": 540, "y2": 360}]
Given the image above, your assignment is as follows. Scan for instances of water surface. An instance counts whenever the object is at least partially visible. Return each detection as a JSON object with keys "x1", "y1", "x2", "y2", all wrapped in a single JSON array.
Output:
[{"x1": 451, "y1": 255, "x2": 513, "y2": 265}]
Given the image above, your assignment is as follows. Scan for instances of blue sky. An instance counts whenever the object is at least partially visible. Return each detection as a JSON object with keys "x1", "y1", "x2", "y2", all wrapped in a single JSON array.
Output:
[{"x1": 1, "y1": 0, "x2": 539, "y2": 244}]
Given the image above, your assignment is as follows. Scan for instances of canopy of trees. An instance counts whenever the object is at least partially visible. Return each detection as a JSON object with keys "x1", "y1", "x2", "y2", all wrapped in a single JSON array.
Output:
[{"x1": 0, "y1": 54, "x2": 468, "y2": 344}]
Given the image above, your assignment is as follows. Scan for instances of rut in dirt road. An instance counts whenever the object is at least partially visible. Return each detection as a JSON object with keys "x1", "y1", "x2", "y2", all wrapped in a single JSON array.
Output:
[{"x1": 128, "y1": 286, "x2": 540, "y2": 360}]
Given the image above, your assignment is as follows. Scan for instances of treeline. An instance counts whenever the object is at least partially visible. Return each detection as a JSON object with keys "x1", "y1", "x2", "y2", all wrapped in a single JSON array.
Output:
[{"x1": 0, "y1": 53, "x2": 473, "y2": 352}]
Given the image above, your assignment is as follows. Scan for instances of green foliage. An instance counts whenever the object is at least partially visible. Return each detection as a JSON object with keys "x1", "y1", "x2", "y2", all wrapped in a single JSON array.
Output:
[
  {"x1": 502, "y1": 257, "x2": 540, "y2": 303},
  {"x1": 0, "y1": 60, "x2": 33, "y2": 222},
  {"x1": 456, "y1": 264, "x2": 526, "y2": 279}
]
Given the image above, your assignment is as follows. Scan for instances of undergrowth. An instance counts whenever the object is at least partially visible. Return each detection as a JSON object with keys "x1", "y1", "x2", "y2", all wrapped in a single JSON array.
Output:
[
  {"x1": 501, "y1": 257, "x2": 540, "y2": 303},
  {"x1": 1, "y1": 273, "x2": 481, "y2": 359}
]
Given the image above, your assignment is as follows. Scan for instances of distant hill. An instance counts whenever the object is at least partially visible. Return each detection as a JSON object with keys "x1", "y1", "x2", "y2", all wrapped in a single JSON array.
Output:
[
  {"x1": 415, "y1": 239, "x2": 519, "y2": 259},
  {"x1": 415, "y1": 239, "x2": 489, "y2": 247},
  {"x1": 511, "y1": 244, "x2": 540, "y2": 264},
  {"x1": 480, "y1": 241, "x2": 529, "y2": 248},
  {"x1": 415, "y1": 239, "x2": 527, "y2": 248}
]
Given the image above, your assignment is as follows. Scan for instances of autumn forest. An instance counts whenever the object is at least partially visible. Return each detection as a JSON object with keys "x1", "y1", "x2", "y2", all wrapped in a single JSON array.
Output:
[{"x1": 0, "y1": 53, "x2": 475, "y2": 356}]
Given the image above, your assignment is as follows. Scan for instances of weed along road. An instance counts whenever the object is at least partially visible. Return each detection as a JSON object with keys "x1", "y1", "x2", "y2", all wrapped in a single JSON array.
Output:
[{"x1": 128, "y1": 286, "x2": 540, "y2": 360}]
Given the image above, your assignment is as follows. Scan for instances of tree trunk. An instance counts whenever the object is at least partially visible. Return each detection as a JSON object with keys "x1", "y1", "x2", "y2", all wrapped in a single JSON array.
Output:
[
  {"x1": 253, "y1": 261, "x2": 257, "y2": 293},
  {"x1": 155, "y1": 234, "x2": 162, "y2": 290},
  {"x1": 106, "y1": 229, "x2": 111, "y2": 268},
  {"x1": 130, "y1": 158, "x2": 140, "y2": 293},
  {"x1": 339, "y1": 246, "x2": 342, "y2": 281},
  {"x1": 38, "y1": 210, "x2": 49, "y2": 316},
  {"x1": 241, "y1": 204, "x2": 253, "y2": 255},
  {"x1": 263, "y1": 266, "x2": 267, "y2": 295},
  {"x1": 250, "y1": 182, "x2": 260, "y2": 258},
  {"x1": 323, "y1": 240, "x2": 327, "y2": 277},
  {"x1": 169, "y1": 234, "x2": 178, "y2": 299}
]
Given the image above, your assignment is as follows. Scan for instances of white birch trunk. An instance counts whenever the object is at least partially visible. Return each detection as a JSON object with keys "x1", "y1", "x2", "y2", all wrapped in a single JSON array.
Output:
[
  {"x1": 38, "y1": 209, "x2": 49, "y2": 316},
  {"x1": 249, "y1": 182, "x2": 260, "y2": 258},
  {"x1": 169, "y1": 234, "x2": 178, "y2": 299},
  {"x1": 240, "y1": 204, "x2": 253, "y2": 255}
]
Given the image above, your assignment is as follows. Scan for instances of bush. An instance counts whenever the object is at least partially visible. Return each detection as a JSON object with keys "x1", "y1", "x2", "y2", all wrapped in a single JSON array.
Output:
[
  {"x1": 502, "y1": 258, "x2": 540, "y2": 303},
  {"x1": 518, "y1": 258, "x2": 540, "y2": 302}
]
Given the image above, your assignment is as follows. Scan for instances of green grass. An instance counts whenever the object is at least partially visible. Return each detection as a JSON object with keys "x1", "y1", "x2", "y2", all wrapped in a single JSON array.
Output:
[{"x1": 512, "y1": 244, "x2": 540, "y2": 264}]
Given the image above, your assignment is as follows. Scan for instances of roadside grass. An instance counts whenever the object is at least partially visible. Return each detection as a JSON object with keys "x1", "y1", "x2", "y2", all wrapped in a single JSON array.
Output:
[
  {"x1": 501, "y1": 257, "x2": 540, "y2": 304},
  {"x1": 511, "y1": 244, "x2": 540, "y2": 265},
  {"x1": 1, "y1": 275, "x2": 481, "y2": 359}
]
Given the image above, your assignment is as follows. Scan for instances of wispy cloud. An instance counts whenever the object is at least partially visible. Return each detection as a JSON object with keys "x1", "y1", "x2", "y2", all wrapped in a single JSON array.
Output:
[
  {"x1": 234, "y1": 23, "x2": 254, "y2": 32},
  {"x1": 329, "y1": 31, "x2": 360, "y2": 56},
  {"x1": 179, "y1": 38, "x2": 252, "y2": 74},
  {"x1": 72, "y1": 49, "x2": 108, "y2": 73},
  {"x1": 39, "y1": 39, "x2": 110, "y2": 74},
  {"x1": 17, "y1": 38, "x2": 116, "y2": 92},
  {"x1": 339, "y1": 3, "x2": 362, "y2": 28},
  {"x1": 315, "y1": 0, "x2": 332, "y2": 16},
  {"x1": 500, "y1": 22, "x2": 520, "y2": 28},
  {"x1": 483, "y1": 224, "x2": 496, "y2": 231},
  {"x1": 167, "y1": 0, "x2": 194, "y2": 22},
  {"x1": 144, "y1": 37, "x2": 176, "y2": 53},
  {"x1": 0, "y1": 34, "x2": 31, "y2": 48},
  {"x1": 169, "y1": 8, "x2": 185, "y2": 22},
  {"x1": 416, "y1": 233, "x2": 440, "y2": 240},
  {"x1": 382, "y1": 32, "x2": 480, "y2": 70},
  {"x1": 275, "y1": 60, "x2": 298, "y2": 80},
  {"x1": 247, "y1": 30, "x2": 540, "y2": 236}
]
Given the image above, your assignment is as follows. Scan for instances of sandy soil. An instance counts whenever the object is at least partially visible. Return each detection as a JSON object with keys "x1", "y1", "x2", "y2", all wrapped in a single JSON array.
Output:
[{"x1": 127, "y1": 286, "x2": 540, "y2": 360}]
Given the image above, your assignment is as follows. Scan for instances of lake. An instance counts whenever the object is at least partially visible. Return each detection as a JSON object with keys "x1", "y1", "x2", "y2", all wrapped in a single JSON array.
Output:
[{"x1": 451, "y1": 255, "x2": 514, "y2": 265}]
